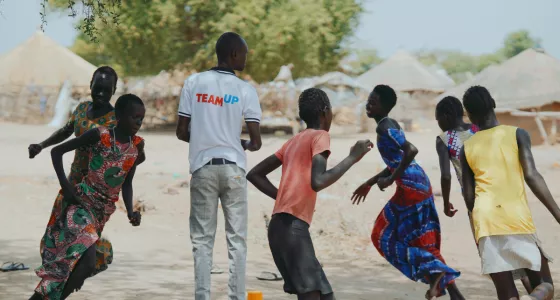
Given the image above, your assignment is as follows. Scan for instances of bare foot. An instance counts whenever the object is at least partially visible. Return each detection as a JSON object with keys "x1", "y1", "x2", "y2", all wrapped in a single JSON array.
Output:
[{"x1": 425, "y1": 273, "x2": 446, "y2": 300}]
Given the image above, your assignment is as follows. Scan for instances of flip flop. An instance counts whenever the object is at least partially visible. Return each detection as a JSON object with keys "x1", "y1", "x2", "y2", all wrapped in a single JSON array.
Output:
[
  {"x1": 1, "y1": 262, "x2": 29, "y2": 272},
  {"x1": 211, "y1": 264, "x2": 224, "y2": 275},
  {"x1": 256, "y1": 271, "x2": 283, "y2": 281}
]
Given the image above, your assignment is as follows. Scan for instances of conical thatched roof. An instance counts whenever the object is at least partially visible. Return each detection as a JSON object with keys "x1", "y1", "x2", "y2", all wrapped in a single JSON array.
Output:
[
  {"x1": 436, "y1": 49, "x2": 560, "y2": 109},
  {"x1": 356, "y1": 50, "x2": 454, "y2": 93},
  {"x1": 435, "y1": 64, "x2": 500, "y2": 104},
  {"x1": 0, "y1": 31, "x2": 97, "y2": 87},
  {"x1": 296, "y1": 72, "x2": 367, "y2": 91}
]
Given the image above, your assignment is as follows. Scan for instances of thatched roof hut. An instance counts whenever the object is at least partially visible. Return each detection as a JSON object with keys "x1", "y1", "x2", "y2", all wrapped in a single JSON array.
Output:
[
  {"x1": 356, "y1": 50, "x2": 455, "y2": 93},
  {"x1": 438, "y1": 48, "x2": 560, "y2": 109},
  {"x1": 0, "y1": 31, "x2": 96, "y2": 88},
  {"x1": 438, "y1": 48, "x2": 560, "y2": 144},
  {"x1": 435, "y1": 64, "x2": 500, "y2": 104}
]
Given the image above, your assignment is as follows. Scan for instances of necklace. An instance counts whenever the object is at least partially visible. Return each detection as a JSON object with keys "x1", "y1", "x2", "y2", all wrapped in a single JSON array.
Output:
[
  {"x1": 111, "y1": 128, "x2": 132, "y2": 155},
  {"x1": 378, "y1": 116, "x2": 389, "y2": 124}
]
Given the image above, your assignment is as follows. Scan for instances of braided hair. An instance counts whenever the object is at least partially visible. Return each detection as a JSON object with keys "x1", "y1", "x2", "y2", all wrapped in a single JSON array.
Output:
[
  {"x1": 298, "y1": 88, "x2": 331, "y2": 125},
  {"x1": 91, "y1": 66, "x2": 118, "y2": 91},
  {"x1": 462, "y1": 86, "x2": 496, "y2": 118},
  {"x1": 373, "y1": 85, "x2": 397, "y2": 112},
  {"x1": 436, "y1": 96, "x2": 464, "y2": 119},
  {"x1": 115, "y1": 94, "x2": 144, "y2": 119}
]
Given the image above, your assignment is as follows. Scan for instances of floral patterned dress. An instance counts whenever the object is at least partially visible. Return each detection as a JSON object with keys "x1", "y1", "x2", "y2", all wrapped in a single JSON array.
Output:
[
  {"x1": 40, "y1": 101, "x2": 117, "y2": 275},
  {"x1": 36, "y1": 127, "x2": 143, "y2": 299}
]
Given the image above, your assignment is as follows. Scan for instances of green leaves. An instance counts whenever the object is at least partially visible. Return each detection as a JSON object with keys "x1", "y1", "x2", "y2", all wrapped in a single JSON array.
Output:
[
  {"x1": 47, "y1": 0, "x2": 363, "y2": 81},
  {"x1": 45, "y1": 0, "x2": 123, "y2": 42},
  {"x1": 503, "y1": 30, "x2": 541, "y2": 59}
]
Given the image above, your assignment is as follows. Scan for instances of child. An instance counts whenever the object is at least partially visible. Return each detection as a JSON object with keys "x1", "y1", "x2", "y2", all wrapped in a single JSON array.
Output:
[
  {"x1": 247, "y1": 88, "x2": 372, "y2": 300},
  {"x1": 30, "y1": 94, "x2": 145, "y2": 300},
  {"x1": 352, "y1": 85, "x2": 464, "y2": 300},
  {"x1": 435, "y1": 96, "x2": 539, "y2": 293},
  {"x1": 435, "y1": 96, "x2": 479, "y2": 218},
  {"x1": 28, "y1": 67, "x2": 145, "y2": 278},
  {"x1": 460, "y1": 86, "x2": 556, "y2": 300}
]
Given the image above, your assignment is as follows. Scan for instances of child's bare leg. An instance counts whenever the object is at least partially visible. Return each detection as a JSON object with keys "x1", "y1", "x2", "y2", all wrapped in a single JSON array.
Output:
[
  {"x1": 490, "y1": 271, "x2": 519, "y2": 300},
  {"x1": 521, "y1": 250, "x2": 554, "y2": 294},
  {"x1": 447, "y1": 282, "x2": 466, "y2": 300},
  {"x1": 537, "y1": 250, "x2": 553, "y2": 286},
  {"x1": 61, "y1": 245, "x2": 96, "y2": 300},
  {"x1": 521, "y1": 276, "x2": 533, "y2": 293},
  {"x1": 425, "y1": 272, "x2": 445, "y2": 299}
]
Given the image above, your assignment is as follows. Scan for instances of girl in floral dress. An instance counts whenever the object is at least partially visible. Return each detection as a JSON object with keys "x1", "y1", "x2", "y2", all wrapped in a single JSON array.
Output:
[
  {"x1": 28, "y1": 67, "x2": 145, "y2": 276},
  {"x1": 30, "y1": 94, "x2": 145, "y2": 300}
]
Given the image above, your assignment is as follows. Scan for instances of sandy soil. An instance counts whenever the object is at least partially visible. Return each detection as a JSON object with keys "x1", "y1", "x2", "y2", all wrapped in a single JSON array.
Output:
[{"x1": 1, "y1": 121, "x2": 560, "y2": 299}]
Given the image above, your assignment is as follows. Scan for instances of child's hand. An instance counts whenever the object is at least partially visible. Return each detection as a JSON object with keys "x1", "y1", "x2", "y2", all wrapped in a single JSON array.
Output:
[
  {"x1": 128, "y1": 211, "x2": 141, "y2": 226},
  {"x1": 377, "y1": 176, "x2": 394, "y2": 191},
  {"x1": 241, "y1": 139, "x2": 250, "y2": 150},
  {"x1": 444, "y1": 203, "x2": 458, "y2": 217},
  {"x1": 349, "y1": 140, "x2": 374, "y2": 162},
  {"x1": 28, "y1": 143, "x2": 43, "y2": 159},
  {"x1": 351, "y1": 182, "x2": 371, "y2": 205}
]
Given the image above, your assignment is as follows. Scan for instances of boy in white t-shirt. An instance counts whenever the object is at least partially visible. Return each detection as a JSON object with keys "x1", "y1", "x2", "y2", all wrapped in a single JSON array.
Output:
[{"x1": 176, "y1": 32, "x2": 262, "y2": 300}]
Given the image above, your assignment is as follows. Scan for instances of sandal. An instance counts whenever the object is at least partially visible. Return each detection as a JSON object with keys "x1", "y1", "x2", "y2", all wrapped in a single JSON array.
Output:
[
  {"x1": 256, "y1": 271, "x2": 283, "y2": 281},
  {"x1": 211, "y1": 264, "x2": 224, "y2": 275},
  {"x1": 1, "y1": 262, "x2": 29, "y2": 272}
]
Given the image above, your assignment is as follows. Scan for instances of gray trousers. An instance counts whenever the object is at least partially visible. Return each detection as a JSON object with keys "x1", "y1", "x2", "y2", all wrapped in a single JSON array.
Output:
[{"x1": 190, "y1": 164, "x2": 247, "y2": 300}]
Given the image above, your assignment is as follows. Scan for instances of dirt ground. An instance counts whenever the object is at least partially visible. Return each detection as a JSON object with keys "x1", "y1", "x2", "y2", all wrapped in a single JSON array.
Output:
[{"x1": 1, "y1": 121, "x2": 560, "y2": 299}]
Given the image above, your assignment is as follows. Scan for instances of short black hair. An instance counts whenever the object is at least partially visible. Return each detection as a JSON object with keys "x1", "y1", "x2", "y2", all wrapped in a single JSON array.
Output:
[
  {"x1": 91, "y1": 66, "x2": 118, "y2": 90},
  {"x1": 436, "y1": 96, "x2": 464, "y2": 118},
  {"x1": 115, "y1": 94, "x2": 144, "y2": 119},
  {"x1": 373, "y1": 85, "x2": 397, "y2": 112},
  {"x1": 215, "y1": 32, "x2": 245, "y2": 62},
  {"x1": 298, "y1": 88, "x2": 331, "y2": 125},
  {"x1": 463, "y1": 86, "x2": 496, "y2": 118}
]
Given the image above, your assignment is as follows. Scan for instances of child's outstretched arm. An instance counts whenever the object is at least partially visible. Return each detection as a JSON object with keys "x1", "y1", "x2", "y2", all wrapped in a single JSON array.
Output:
[
  {"x1": 51, "y1": 128, "x2": 101, "y2": 203},
  {"x1": 247, "y1": 155, "x2": 283, "y2": 200},
  {"x1": 311, "y1": 140, "x2": 373, "y2": 192},
  {"x1": 517, "y1": 128, "x2": 560, "y2": 223},
  {"x1": 436, "y1": 137, "x2": 457, "y2": 217},
  {"x1": 377, "y1": 140, "x2": 418, "y2": 190},
  {"x1": 122, "y1": 165, "x2": 141, "y2": 226},
  {"x1": 460, "y1": 146, "x2": 475, "y2": 212},
  {"x1": 29, "y1": 116, "x2": 75, "y2": 159},
  {"x1": 351, "y1": 167, "x2": 390, "y2": 205}
]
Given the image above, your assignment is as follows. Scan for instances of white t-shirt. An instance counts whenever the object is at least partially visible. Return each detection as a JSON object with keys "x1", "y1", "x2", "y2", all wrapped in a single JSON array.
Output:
[{"x1": 178, "y1": 68, "x2": 262, "y2": 174}]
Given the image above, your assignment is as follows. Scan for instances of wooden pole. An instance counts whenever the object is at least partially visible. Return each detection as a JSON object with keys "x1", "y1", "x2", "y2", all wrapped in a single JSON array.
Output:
[
  {"x1": 534, "y1": 116, "x2": 549, "y2": 145},
  {"x1": 551, "y1": 119, "x2": 557, "y2": 145}
]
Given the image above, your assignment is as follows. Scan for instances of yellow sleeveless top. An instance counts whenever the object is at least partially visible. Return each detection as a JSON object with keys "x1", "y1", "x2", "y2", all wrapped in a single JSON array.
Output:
[{"x1": 464, "y1": 125, "x2": 536, "y2": 242}]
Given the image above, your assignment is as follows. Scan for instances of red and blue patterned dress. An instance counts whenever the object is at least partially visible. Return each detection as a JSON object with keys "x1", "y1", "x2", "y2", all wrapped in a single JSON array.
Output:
[
  {"x1": 371, "y1": 127, "x2": 460, "y2": 295},
  {"x1": 35, "y1": 127, "x2": 143, "y2": 300}
]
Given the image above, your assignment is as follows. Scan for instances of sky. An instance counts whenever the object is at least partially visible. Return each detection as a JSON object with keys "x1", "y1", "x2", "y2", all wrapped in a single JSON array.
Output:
[{"x1": 1, "y1": 0, "x2": 559, "y2": 59}]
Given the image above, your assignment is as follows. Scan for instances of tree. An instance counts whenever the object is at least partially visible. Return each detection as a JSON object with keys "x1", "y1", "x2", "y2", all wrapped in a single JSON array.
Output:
[
  {"x1": 502, "y1": 30, "x2": 541, "y2": 58},
  {"x1": 48, "y1": 0, "x2": 363, "y2": 81},
  {"x1": 45, "y1": 0, "x2": 123, "y2": 42}
]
